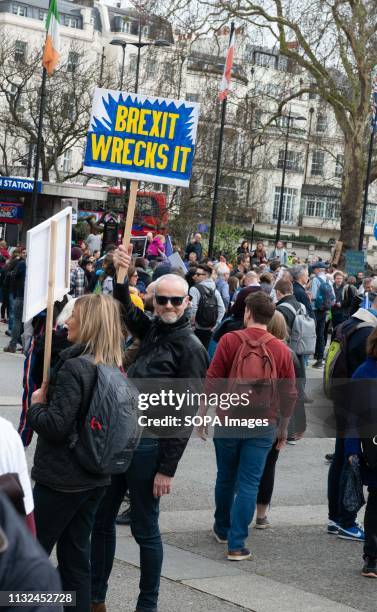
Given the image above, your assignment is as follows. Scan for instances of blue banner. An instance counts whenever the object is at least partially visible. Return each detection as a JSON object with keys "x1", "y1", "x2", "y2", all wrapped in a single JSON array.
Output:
[
  {"x1": 0, "y1": 202, "x2": 24, "y2": 223},
  {"x1": 345, "y1": 250, "x2": 365, "y2": 276},
  {"x1": 83, "y1": 88, "x2": 200, "y2": 188},
  {"x1": 0, "y1": 176, "x2": 42, "y2": 193}
]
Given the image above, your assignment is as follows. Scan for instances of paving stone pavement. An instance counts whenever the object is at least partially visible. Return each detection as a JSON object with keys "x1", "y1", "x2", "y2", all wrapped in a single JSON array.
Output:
[{"x1": 0, "y1": 322, "x2": 370, "y2": 611}]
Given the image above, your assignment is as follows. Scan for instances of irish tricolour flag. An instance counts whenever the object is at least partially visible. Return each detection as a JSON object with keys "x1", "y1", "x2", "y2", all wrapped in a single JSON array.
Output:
[
  {"x1": 218, "y1": 28, "x2": 235, "y2": 101},
  {"x1": 42, "y1": 0, "x2": 60, "y2": 75}
]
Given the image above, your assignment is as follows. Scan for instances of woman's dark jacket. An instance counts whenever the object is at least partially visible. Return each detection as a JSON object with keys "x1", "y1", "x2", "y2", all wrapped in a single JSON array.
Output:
[{"x1": 26, "y1": 344, "x2": 110, "y2": 491}]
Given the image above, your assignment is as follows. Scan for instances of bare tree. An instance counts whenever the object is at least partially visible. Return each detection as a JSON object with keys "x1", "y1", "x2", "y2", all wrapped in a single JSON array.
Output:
[
  {"x1": 0, "y1": 37, "x2": 117, "y2": 182},
  {"x1": 160, "y1": 0, "x2": 377, "y2": 250}
]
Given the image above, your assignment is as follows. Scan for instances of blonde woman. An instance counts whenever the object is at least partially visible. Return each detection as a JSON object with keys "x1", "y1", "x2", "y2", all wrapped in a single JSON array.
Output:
[{"x1": 27, "y1": 294, "x2": 124, "y2": 612}]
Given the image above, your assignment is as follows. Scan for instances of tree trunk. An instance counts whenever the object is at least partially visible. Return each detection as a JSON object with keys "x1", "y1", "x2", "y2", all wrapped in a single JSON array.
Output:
[{"x1": 340, "y1": 128, "x2": 366, "y2": 250}]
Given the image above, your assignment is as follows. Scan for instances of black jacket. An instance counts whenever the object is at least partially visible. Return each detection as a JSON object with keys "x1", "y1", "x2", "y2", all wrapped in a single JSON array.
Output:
[
  {"x1": 293, "y1": 282, "x2": 314, "y2": 319},
  {"x1": 276, "y1": 294, "x2": 302, "y2": 333},
  {"x1": 184, "y1": 241, "x2": 203, "y2": 260},
  {"x1": 114, "y1": 282, "x2": 209, "y2": 476},
  {"x1": 27, "y1": 344, "x2": 110, "y2": 491},
  {"x1": 0, "y1": 493, "x2": 62, "y2": 612},
  {"x1": 11, "y1": 260, "x2": 26, "y2": 299}
]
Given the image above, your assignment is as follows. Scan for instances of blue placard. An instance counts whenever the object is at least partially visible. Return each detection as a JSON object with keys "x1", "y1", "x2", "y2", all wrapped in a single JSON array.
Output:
[
  {"x1": 197, "y1": 223, "x2": 209, "y2": 232},
  {"x1": 374, "y1": 223, "x2": 377, "y2": 240},
  {"x1": 0, "y1": 176, "x2": 42, "y2": 193},
  {"x1": 83, "y1": 88, "x2": 200, "y2": 188},
  {"x1": 345, "y1": 250, "x2": 365, "y2": 275}
]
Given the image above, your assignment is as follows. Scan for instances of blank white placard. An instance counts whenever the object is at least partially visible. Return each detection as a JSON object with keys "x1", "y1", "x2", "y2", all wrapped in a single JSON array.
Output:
[{"x1": 23, "y1": 207, "x2": 72, "y2": 322}]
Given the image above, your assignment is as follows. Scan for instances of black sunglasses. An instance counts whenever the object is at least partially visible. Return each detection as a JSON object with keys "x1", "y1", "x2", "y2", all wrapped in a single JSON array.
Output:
[{"x1": 155, "y1": 295, "x2": 185, "y2": 306}]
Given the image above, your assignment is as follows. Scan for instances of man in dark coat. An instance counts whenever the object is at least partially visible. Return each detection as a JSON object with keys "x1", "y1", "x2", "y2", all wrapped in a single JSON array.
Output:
[
  {"x1": 184, "y1": 233, "x2": 203, "y2": 261},
  {"x1": 291, "y1": 264, "x2": 314, "y2": 319},
  {"x1": 91, "y1": 245, "x2": 208, "y2": 612}
]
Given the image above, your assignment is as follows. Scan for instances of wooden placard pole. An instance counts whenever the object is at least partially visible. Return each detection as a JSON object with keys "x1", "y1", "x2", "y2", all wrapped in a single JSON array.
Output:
[
  {"x1": 43, "y1": 220, "x2": 58, "y2": 383},
  {"x1": 117, "y1": 179, "x2": 138, "y2": 284},
  {"x1": 331, "y1": 240, "x2": 343, "y2": 266}
]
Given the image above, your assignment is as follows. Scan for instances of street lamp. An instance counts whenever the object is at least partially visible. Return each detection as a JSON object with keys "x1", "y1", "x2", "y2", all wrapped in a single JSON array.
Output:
[
  {"x1": 275, "y1": 109, "x2": 306, "y2": 244},
  {"x1": 110, "y1": 37, "x2": 171, "y2": 93}
]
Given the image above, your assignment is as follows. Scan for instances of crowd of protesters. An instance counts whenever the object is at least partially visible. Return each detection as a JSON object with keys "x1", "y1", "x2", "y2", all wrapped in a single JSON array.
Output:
[{"x1": 1, "y1": 231, "x2": 377, "y2": 611}]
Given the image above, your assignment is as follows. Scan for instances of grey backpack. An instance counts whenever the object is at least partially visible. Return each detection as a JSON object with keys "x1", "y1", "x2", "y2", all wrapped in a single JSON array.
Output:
[
  {"x1": 73, "y1": 361, "x2": 142, "y2": 475},
  {"x1": 279, "y1": 302, "x2": 316, "y2": 355}
]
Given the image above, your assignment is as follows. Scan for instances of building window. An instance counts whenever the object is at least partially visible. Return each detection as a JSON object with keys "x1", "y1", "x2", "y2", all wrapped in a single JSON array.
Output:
[
  {"x1": 277, "y1": 55, "x2": 288, "y2": 71},
  {"x1": 253, "y1": 109, "x2": 262, "y2": 127},
  {"x1": 39, "y1": 10, "x2": 47, "y2": 22},
  {"x1": 67, "y1": 51, "x2": 79, "y2": 73},
  {"x1": 120, "y1": 19, "x2": 131, "y2": 33},
  {"x1": 142, "y1": 25, "x2": 149, "y2": 38},
  {"x1": 325, "y1": 200, "x2": 340, "y2": 219},
  {"x1": 304, "y1": 195, "x2": 340, "y2": 219},
  {"x1": 62, "y1": 150, "x2": 72, "y2": 173},
  {"x1": 311, "y1": 150, "x2": 325, "y2": 176},
  {"x1": 186, "y1": 93, "x2": 199, "y2": 102},
  {"x1": 146, "y1": 60, "x2": 156, "y2": 79},
  {"x1": 129, "y1": 54, "x2": 137, "y2": 73},
  {"x1": 366, "y1": 205, "x2": 377, "y2": 226},
  {"x1": 273, "y1": 187, "x2": 297, "y2": 222},
  {"x1": 254, "y1": 52, "x2": 276, "y2": 68},
  {"x1": 164, "y1": 64, "x2": 174, "y2": 81},
  {"x1": 316, "y1": 113, "x2": 327, "y2": 133},
  {"x1": 305, "y1": 198, "x2": 315, "y2": 216},
  {"x1": 267, "y1": 83, "x2": 280, "y2": 97},
  {"x1": 309, "y1": 83, "x2": 318, "y2": 100},
  {"x1": 277, "y1": 149, "x2": 301, "y2": 172},
  {"x1": 12, "y1": 3, "x2": 27, "y2": 17},
  {"x1": 335, "y1": 154, "x2": 344, "y2": 178},
  {"x1": 277, "y1": 115, "x2": 290, "y2": 129},
  {"x1": 315, "y1": 200, "x2": 324, "y2": 217},
  {"x1": 14, "y1": 40, "x2": 27, "y2": 63},
  {"x1": 253, "y1": 81, "x2": 265, "y2": 95},
  {"x1": 64, "y1": 15, "x2": 80, "y2": 28}
]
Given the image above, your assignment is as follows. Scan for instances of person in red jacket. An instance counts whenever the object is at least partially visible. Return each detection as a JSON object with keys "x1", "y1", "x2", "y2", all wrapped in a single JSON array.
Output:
[{"x1": 198, "y1": 291, "x2": 297, "y2": 561}]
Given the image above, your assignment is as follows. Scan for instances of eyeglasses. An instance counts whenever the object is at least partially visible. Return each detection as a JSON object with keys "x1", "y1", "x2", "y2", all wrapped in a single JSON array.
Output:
[
  {"x1": 155, "y1": 295, "x2": 185, "y2": 306},
  {"x1": 194, "y1": 272, "x2": 206, "y2": 277}
]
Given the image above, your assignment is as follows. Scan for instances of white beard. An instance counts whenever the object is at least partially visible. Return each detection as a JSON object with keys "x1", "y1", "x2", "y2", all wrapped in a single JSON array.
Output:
[{"x1": 159, "y1": 312, "x2": 181, "y2": 324}]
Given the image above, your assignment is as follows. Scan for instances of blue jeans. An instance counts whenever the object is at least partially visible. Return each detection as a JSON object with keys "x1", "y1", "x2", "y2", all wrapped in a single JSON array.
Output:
[
  {"x1": 91, "y1": 438, "x2": 162, "y2": 611},
  {"x1": 213, "y1": 427, "x2": 275, "y2": 551},
  {"x1": 7, "y1": 292, "x2": 14, "y2": 332},
  {"x1": 328, "y1": 437, "x2": 357, "y2": 528},
  {"x1": 9, "y1": 297, "x2": 23, "y2": 349}
]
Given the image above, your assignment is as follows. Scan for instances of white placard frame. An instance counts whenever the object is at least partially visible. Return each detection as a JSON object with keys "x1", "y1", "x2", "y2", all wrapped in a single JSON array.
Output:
[{"x1": 23, "y1": 207, "x2": 72, "y2": 323}]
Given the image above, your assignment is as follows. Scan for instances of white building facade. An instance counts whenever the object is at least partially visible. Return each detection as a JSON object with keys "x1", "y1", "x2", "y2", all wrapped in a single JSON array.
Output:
[{"x1": 0, "y1": 5, "x2": 375, "y2": 254}]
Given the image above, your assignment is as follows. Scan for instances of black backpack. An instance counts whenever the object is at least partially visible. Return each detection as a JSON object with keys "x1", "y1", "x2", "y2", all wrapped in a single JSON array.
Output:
[
  {"x1": 195, "y1": 284, "x2": 218, "y2": 328},
  {"x1": 73, "y1": 360, "x2": 142, "y2": 475}
]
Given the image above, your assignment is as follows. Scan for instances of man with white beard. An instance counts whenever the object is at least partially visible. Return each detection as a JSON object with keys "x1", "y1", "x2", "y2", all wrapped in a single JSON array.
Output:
[{"x1": 91, "y1": 245, "x2": 208, "y2": 612}]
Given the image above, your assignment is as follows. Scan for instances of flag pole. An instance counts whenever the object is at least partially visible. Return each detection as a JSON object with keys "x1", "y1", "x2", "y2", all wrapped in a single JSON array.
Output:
[
  {"x1": 208, "y1": 22, "x2": 235, "y2": 259},
  {"x1": 30, "y1": 67, "x2": 47, "y2": 228},
  {"x1": 31, "y1": 0, "x2": 58, "y2": 228}
]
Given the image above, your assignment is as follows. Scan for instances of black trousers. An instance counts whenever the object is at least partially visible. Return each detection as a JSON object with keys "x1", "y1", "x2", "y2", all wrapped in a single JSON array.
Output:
[
  {"x1": 365, "y1": 488, "x2": 377, "y2": 560},
  {"x1": 257, "y1": 441, "x2": 280, "y2": 506},
  {"x1": 194, "y1": 328, "x2": 212, "y2": 349},
  {"x1": 33, "y1": 483, "x2": 106, "y2": 612}
]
